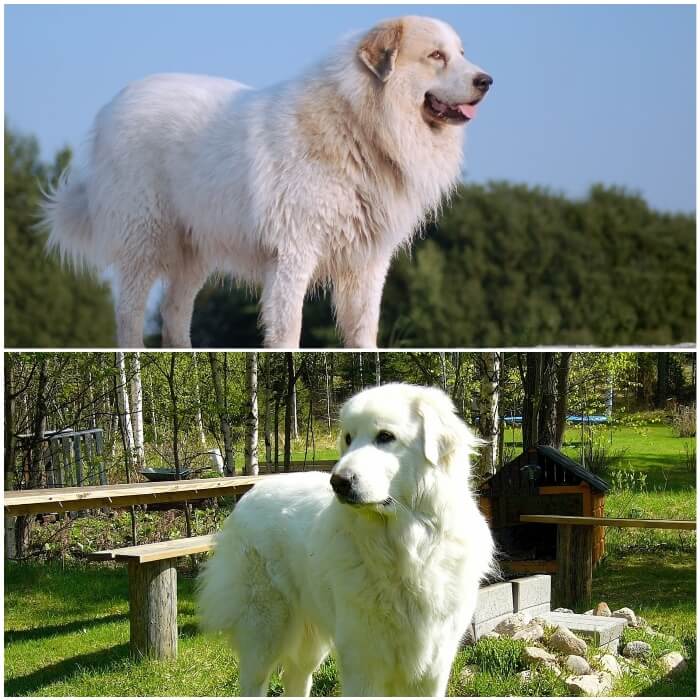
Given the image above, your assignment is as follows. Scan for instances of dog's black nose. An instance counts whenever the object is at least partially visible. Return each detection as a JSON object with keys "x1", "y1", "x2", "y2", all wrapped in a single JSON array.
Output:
[
  {"x1": 330, "y1": 473, "x2": 354, "y2": 500},
  {"x1": 473, "y1": 73, "x2": 493, "y2": 92}
]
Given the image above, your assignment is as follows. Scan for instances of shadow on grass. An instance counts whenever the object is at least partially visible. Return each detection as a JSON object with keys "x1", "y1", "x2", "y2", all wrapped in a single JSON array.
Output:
[
  {"x1": 5, "y1": 613, "x2": 128, "y2": 644},
  {"x1": 637, "y1": 664, "x2": 696, "y2": 697},
  {"x1": 4, "y1": 643, "x2": 129, "y2": 697}
]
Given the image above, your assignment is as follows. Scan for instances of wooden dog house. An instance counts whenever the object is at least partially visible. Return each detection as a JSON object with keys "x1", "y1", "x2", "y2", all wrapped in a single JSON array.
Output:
[{"x1": 479, "y1": 446, "x2": 610, "y2": 575}]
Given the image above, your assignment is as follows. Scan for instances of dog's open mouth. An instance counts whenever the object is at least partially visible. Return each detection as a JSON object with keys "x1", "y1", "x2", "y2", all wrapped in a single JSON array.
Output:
[{"x1": 423, "y1": 93, "x2": 479, "y2": 125}]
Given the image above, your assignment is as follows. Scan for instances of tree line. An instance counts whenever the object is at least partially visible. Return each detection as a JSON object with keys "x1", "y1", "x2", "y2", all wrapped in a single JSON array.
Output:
[
  {"x1": 5, "y1": 127, "x2": 695, "y2": 347},
  {"x1": 5, "y1": 351, "x2": 694, "y2": 490}
]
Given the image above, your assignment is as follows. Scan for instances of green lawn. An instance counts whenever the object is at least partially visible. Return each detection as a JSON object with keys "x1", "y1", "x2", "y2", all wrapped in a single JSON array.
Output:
[
  {"x1": 503, "y1": 421, "x2": 696, "y2": 490},
  {"x1": 5, "y1": 549, "x2": 695, "y2": 697}
]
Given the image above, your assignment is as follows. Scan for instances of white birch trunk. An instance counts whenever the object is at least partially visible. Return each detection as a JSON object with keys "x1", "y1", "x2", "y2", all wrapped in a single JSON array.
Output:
[
  {"x1": 478, "y1": 352, "x2": 500, "y2": 477},
  {"x1": 116, "y1": 352, "x2": 135, "y2": 468},
  {"x1": 291, "y1": 357, "x2": 299, "y2": 440},
  {"x1": 130, "y1": 352, "x2": 145, "y2": 469},
  {"x1": 192, "y1": 353, "x2": 206, "y2": 447},
  {"x1": 324, "y1": 354, "x2": 332, "y2": 433},
  {"x1": 245, "y1": 353, "x2": 259, "y2": 475}
]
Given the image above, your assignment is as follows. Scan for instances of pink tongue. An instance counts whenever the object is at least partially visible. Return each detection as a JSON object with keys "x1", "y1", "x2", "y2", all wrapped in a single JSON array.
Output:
[{"x1": 458, "y1": 103, "x2": 477, "y2": 119}]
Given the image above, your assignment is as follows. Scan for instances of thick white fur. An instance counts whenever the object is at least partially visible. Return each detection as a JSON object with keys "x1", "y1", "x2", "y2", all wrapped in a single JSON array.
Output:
[
  {"x1": 42, "y1": 16, "x2": 488, "y2": 348},
  {"x1": 197, "y1": 383, "x2": 494, "y2": 696}
]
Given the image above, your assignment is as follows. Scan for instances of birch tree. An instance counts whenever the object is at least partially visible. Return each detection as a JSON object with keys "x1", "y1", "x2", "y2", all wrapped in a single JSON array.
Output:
[
  {"x1": 478, "y1": 352, "x2": 500, "y2": 476},
  {"x1": 208, "y1": 352, "x2": 234, "y2": 475},
  {"x1": 115, "y1": 352, "x2": 135, "y2": 467},
  {"x1": 244, "y1": 353, "x2": 259, "y2": 475},
  {"x1": 192, "y1": 353, "x2": 206, "y2": 448},
  {"x1": 130, "y1": 352, "x2": 145, "y2": 469}
]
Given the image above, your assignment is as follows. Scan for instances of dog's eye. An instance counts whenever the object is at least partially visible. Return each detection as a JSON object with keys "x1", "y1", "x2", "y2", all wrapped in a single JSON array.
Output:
[
  {"x1": 428, "y1": 50, "x2": 446, "y2": 62},
  {"x1": 345, "y1": 433, "x2": 352, "y2": 446},
  {"x1": 376, "y1": 430, "x2": 396, "y2": 445}
]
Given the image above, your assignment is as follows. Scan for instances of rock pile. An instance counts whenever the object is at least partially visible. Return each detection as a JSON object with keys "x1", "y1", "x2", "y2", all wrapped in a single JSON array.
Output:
[{"x1": 472, "y1": 603, "x2": 687, "y2": 696}]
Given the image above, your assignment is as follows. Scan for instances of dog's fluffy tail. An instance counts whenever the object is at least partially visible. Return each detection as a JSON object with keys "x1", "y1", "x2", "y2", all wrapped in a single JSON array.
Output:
[{"x1": 41, "y1": 167, "x2": 97, "y2": 270}]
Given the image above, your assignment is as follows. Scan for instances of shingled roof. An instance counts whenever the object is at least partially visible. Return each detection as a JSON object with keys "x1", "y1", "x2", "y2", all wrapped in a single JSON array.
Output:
[
  {"x1": 481, "y1": 445, "x2": 611, "y2": 494},
  {"x1": 535, "y1": 445, "x2": 610, "y2": 492}
]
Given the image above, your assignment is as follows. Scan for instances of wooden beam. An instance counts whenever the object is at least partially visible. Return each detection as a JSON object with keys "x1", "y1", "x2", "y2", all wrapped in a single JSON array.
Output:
[
  {"x1": 3, "y1": 476, "x2": 269, "y2": 516},
  {"x1": 521, "y1": 515, "x2": 696, "y2": 530},
  {"x1": 553, "y1": 524, "x2": 593, "y2": 608},
  {"x1": 110, "y1": 535, "x2": 216, "y2": 564}
]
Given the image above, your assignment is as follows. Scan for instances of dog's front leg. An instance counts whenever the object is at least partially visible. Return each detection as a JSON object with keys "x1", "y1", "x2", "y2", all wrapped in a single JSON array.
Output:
[
  {"x1": 260, "y1": 254, "x2": 314, "y2": 348},
  {"x1": 332, "y1": 255, "x2": 392, "y2": 348}
]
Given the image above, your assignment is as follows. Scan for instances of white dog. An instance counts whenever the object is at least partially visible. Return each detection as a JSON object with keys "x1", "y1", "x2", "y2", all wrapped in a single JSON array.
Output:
[
  {"x1": 197, "y1": 384, "x2": 494, "y2": 696},
  {"x1": 43, "y1": 16, "x2": 491, "y2": 348}
]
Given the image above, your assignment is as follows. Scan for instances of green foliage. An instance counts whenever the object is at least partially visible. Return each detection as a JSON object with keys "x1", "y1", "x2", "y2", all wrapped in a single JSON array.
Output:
[
  {"x1": 4, "y1": 126, "x2": 115, "y2": 347},
  {"x1": 384, "y1": 183, "x2": 695, "y2": 347},
  {"x1": 461, "y1": 636, "x2": 526, "y2": 676}
]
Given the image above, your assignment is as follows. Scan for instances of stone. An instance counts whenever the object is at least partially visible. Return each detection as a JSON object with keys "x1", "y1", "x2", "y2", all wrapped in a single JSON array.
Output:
[
  {"x1": 512, "y1": 621, "x2": 545, "y2": 642},
  {"x1": 597, "y1": 671, "x2": 614, "y2": 694},
  {"x1": 584, "y1": 609, "x2": 594, "y2": 616},
  {"x1": 459, "y1": 665, "x2": 479, "y2": 682},
  {"x1": 512, "y1": 575, "x2": 552, "y2": 611},
  {"x1": 658, "y1": 651, "x2": 687, "y2": 676},
  {"x1": 564, "y1": 674, "x2": 600, "y2": 696},
  {"x1": 549, "y1": 625, "x2": 588, "y2": 656},
  {"x1": 565, "y1": 672, "x2": 613, "y2": 696},
  {"x1": 596, "y1": 653, "x2": 622, "y2": 678},
  {"x1": 554, "y1": 607, "x2": 574, "y2": 614},
  {"x1": 518, "y1": 670, "x2": 532, "y2": 682},
  {"x1": 633, "y1": 615, "x2": 647, "y2": 628},
  {"x1": 532, "y1": 616, "x2": 549, "y2": 628},
  {"x1": 494, "y1": 611, "x2": 531, "y2": 636},
  {"x1": 612, "y1": 607, "x2": 637, "y2": 626},
  {"x1": 523, "y1": 646, "x2": 557, "y2": 665},
  {"x1": 594, "y1": 602, "x2": 612, "y2": 617},
  {"x1": 541, "y1": 611, "x2": 625, "y2": 648},
  {"x1": 622, "y1": 640, "x2": 651, "y2": 660},
  {"x1": 565, "y1": 655, "x2": 592, "y2": 675},
  {"x1": 481, "y1": 631, "x2": 501, "y2": 640}
]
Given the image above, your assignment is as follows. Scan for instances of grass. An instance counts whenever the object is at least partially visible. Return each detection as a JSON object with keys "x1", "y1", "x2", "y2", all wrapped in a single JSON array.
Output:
[
  {"x1": 503, "y1": 420, "x2": 696, "y2": 491},
  {"x1": 5, "y1": 548, "x2": 695, "y2": 696}
]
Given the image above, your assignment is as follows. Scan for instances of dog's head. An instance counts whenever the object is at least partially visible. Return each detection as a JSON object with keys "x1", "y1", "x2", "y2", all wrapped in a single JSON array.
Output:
[
  {"x1": 331, "y1": 383, "x2": 479, "y2": 512},
  {"x1": 357, "y1": 16, "x2": 492, "y2": 128}
]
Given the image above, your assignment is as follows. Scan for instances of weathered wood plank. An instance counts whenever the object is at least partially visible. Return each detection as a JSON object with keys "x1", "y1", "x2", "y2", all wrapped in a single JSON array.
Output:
[
  {"x1": 521, "y1": 515, "x2": 696, "y2": 530},
  {"x1": 110, "y1": 535, "x2": 216, "y2": 564},
  {"x1": 3, "y1": 475, "x2": 269, "y2": 515}
]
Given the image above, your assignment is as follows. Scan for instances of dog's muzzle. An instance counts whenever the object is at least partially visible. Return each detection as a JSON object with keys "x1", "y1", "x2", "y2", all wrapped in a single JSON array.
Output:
[{"x1": 330, "y1": 472, "x2": 361, "y2": 504}]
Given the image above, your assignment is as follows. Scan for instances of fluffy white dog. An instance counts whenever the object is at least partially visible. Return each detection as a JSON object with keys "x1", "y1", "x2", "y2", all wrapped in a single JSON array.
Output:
[
  {"x1": 43, "y1": 16, "x2": 492, "y2": 348},
  {"x1": 197, "y1": 383, "x2": 494, "y2": 696}
]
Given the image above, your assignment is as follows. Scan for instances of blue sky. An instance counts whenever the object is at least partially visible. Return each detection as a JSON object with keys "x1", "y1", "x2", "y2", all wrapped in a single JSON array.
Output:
[{"x1": 5, "y1": 4, "x2": 696, "y2": 213}]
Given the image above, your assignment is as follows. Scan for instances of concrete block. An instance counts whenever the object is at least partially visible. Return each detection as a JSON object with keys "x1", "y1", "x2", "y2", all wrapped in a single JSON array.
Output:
[
  {"x1": 541, "y1": 612, "x2": 625, "y2": 647},
  {"x1": 473, "y1": 581, "x2": 514, "y2": 623},
  {"x1": 512, "y1": 575, "x2": 552, "y2": 612},
  {"x1": 519, "y1": 603, "x2": 552, "y2": 620}
]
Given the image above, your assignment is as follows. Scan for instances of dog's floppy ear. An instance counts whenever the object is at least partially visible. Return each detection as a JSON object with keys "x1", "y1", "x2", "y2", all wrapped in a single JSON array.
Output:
[
  {"x1": 416, "y1": 388, "x2": 479, "y2": 467},
  {"x1": 358, "y1": 20, "x2": 403, "y2": 83}
]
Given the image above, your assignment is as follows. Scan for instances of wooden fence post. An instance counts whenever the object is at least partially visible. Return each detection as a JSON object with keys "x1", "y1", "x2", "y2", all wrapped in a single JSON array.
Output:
[
  {"x1": 128, "y1": 560, "x2": 178, "y2": 660},
  {"x1": 553, "y1": 524, "x2": 593, "y2": 608}
]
